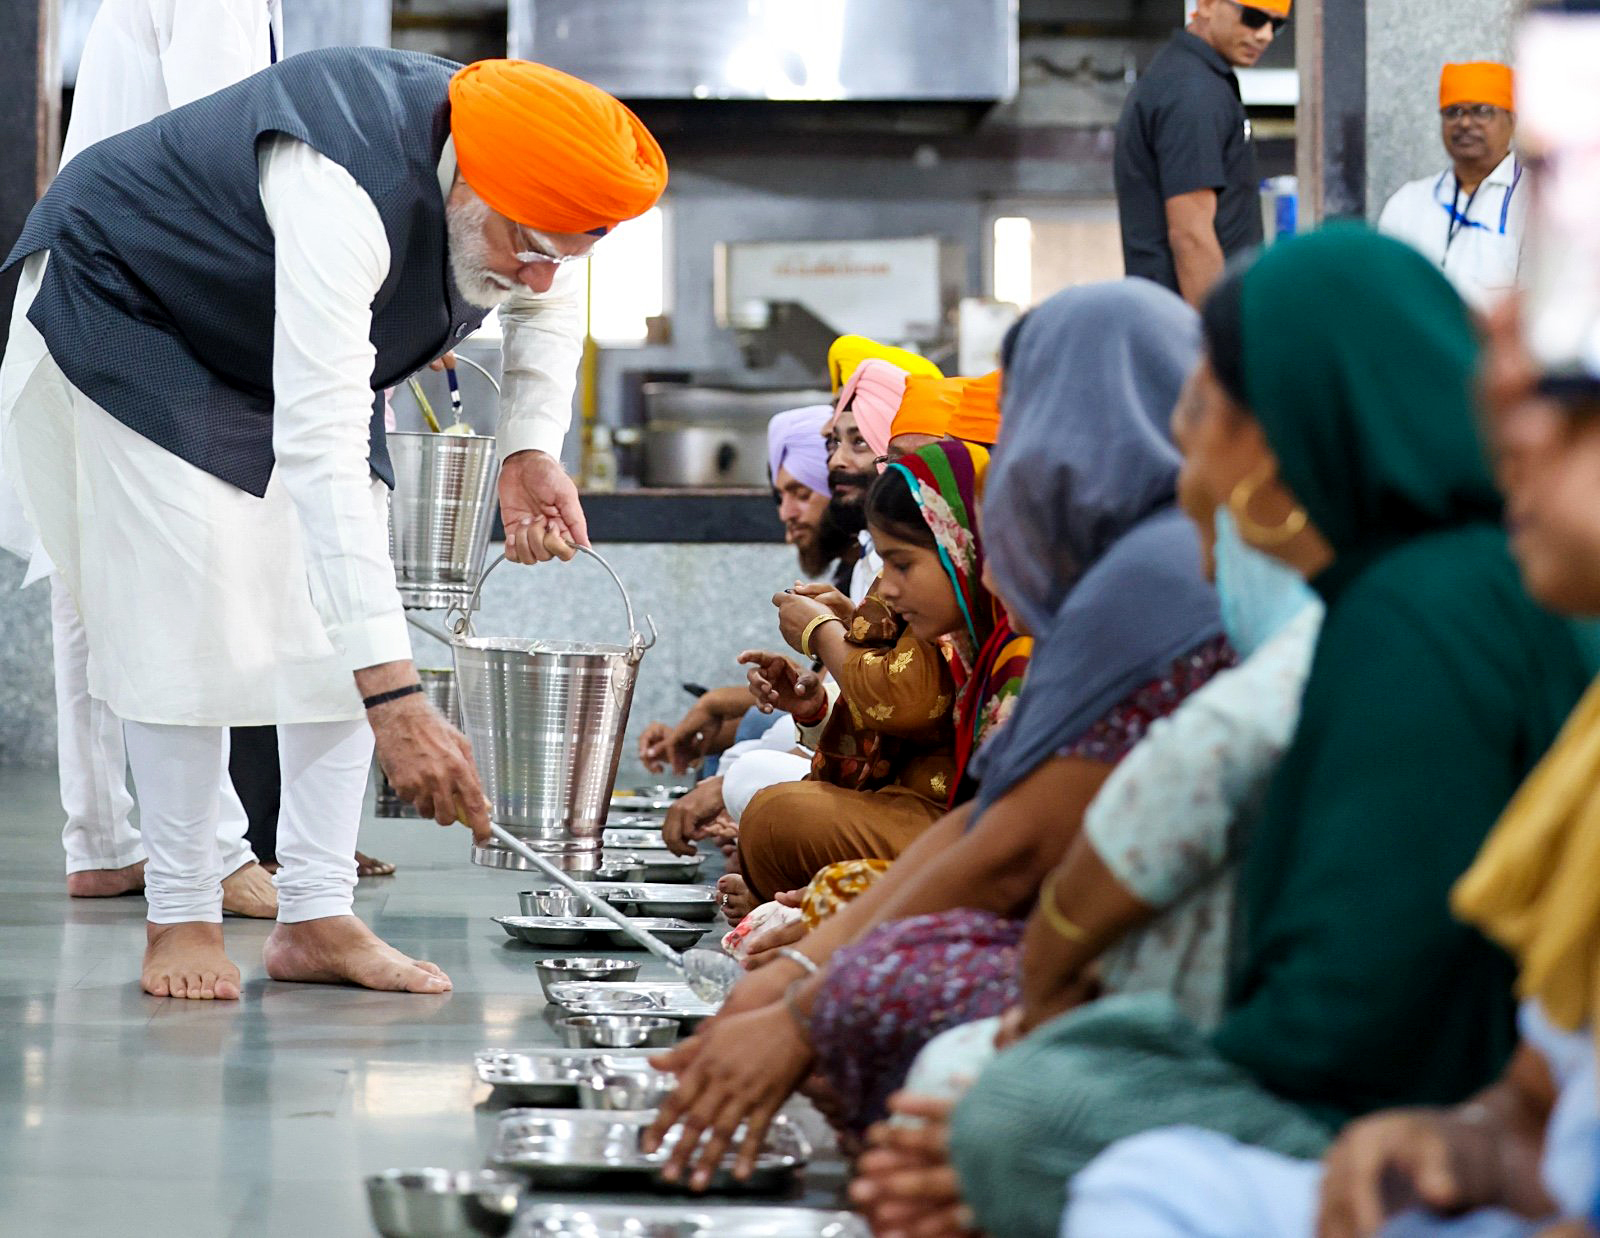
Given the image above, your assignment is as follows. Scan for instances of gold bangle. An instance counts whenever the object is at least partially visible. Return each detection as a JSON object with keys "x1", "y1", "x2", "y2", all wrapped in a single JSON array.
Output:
[
  {"x1": 1037, "y1": 868, "x2": 1089, "y2": 943},
  {"x1": 799, "y1": 614, "x2": 842, "y2": 659}
]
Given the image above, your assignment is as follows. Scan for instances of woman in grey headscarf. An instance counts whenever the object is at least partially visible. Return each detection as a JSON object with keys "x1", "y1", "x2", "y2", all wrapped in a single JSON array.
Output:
[{"x1": 643, "y1": 279, "x2": 1230, "y2": 1189}]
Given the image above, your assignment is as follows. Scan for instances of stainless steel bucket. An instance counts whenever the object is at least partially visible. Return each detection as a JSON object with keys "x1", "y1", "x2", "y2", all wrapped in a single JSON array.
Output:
[
  {"x1": 388, "y1": 431, "x2": 500, "y2": 611},
  {"x1": 373, "y1": 668, "x2": 460, "y2": 818},
  {"x1": 453, "y1": 550, "x2": 657, "y2": 870}
]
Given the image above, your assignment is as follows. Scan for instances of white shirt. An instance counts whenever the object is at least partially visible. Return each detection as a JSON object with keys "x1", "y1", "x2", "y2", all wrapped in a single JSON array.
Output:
[
  {"x1": 62, "y1": 0, "x2": 282, "y2": 167},
  {"x1": 849, "y1": 531, "x2": 883, "y2": 607},
  {"x1": 259, "y1": 135, "x2": 584, "y2": 670},
  {"x1": 1378, "y1": 152, "x2": 1525, "y2": 310}
]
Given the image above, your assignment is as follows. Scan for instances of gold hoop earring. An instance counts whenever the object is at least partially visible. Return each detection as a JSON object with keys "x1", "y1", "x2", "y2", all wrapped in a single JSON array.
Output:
[{"x1": 1228, "y1": 463, "x2": 1308, "y2": 547}]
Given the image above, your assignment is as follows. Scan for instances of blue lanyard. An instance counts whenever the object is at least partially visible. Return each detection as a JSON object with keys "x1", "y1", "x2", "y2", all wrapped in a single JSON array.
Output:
[{"x1": 1434, "y1": 162, "x2": 1520, "y2": 259}]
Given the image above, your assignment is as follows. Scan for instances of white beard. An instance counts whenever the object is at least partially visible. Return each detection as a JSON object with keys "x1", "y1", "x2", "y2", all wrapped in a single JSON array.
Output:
[{"x1": 445, "y1": 192, "x2": 515, "y2": 310}]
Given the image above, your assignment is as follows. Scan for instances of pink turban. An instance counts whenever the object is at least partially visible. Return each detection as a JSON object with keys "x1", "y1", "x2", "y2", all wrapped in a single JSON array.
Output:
[
  {"x1": 767, "y1": 405, "x2": 833, "y2": 495},
  {"x1": 834, "y1": 360, "x2": 911, "y2": 457}
]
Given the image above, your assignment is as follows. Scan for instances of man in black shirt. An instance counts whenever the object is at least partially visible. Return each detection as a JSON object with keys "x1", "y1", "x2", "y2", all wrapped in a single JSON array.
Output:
[{"x1": 1113, "y1": 0, "x2": 1288, "y2": 305}]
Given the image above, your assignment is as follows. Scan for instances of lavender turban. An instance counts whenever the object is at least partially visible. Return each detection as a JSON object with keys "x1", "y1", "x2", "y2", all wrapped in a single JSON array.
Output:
[{"x1": 767, "y1": 405, "x2": 833, "y2": 495}]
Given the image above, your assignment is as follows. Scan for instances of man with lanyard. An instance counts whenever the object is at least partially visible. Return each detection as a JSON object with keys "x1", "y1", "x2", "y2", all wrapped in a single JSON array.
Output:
[
  {"x1": 0, "y1": 52, "x2": 666, "y2": 1000},
  {"x1": 1379, "y1": 62, "x2": 1523, "y2": 311},
  {"x1": 1113, "y1": 0, "x2": 1288, "y2": 307},
  {"x1": 0, "y1": 0, "x2": 283, "y2": 915}
]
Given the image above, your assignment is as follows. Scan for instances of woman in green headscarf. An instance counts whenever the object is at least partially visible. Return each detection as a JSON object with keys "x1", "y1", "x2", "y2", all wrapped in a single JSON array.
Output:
[{"x1": 946, "y1": 227, "x2": 1595, "y2": 1238}]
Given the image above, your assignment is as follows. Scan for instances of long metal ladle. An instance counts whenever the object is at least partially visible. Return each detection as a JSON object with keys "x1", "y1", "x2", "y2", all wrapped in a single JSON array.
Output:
[{"x1": 488, "y1": 823, "x2": 743, "y2": 1004}]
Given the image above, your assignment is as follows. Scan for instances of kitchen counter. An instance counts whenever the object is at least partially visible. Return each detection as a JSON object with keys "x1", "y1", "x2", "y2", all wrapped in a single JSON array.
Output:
[{"x1": 496, "y1": 488, "x2": 785, "y2": 544}]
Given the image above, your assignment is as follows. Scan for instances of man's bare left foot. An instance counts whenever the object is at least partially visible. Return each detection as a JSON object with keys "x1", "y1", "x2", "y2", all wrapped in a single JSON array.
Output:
[
  {"x1": 221, "y1": 861, "x2": 278, "y2": 919},
  {"x1": 142, "y1": 921, "x2": 241, "y2": 1000},
  {"x1": 67, "y1": 860, "x2": 146, "y2": 898},
  {"x1": 263, "y1": 915, "x2": 450, "y2": 993},
  {"x1": 355, "y1": 850, "x2": 396, "y2": 878}
]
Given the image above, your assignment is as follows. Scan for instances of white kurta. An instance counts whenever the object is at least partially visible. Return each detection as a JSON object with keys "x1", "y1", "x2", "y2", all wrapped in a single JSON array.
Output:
[
  {"x1": 0, "y1": 0, "x2": 282, "y2": 587},
  {"x1": 1377, "y1": 152, "x2": 1525, "y2": 311},
  {"x1": 0, "y1": 139, "x2": 584, "y2": 726}
]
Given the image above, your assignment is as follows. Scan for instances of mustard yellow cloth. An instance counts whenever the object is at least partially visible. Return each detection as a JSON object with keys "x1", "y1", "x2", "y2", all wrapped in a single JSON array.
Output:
[
  {"x1": 1454, "y1": 675, "x2": 1600, "y2": 1034},
  {"x1": 827, "y1": 335, "x2": 943, "y2": 392}
]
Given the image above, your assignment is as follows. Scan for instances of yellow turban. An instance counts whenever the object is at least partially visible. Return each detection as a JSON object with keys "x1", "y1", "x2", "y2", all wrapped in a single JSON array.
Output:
[
  {"x1": 449, "y1": 59, "x2": 668, "y2": 236},
  {"x1": 946, "y1": 371, "x2": 1003, "y2": 447},
  {"x1": 827, "y1": 335, "x2": 942, "y2": 393},
  {"x1": 1439, "y1": 62, "x2": 1514, "y2": 113},
  {"x1": 892, "y1": 376, "x2": 965, "y2": 441}
]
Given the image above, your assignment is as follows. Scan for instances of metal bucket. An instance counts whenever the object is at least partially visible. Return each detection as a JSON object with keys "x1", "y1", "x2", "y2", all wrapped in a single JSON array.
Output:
[
  {"x1": 453, "y1": 550, "x2": 657, "y2": 871},
  {"x1": 388, "y1": 431, "x2": 500, "y2": 611},
  {"x1": 373, "y1": 668, "x2": 460, "y2": 818}
]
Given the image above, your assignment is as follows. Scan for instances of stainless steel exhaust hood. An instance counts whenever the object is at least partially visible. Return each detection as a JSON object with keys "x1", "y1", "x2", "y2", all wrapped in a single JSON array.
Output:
[{"x1": 510, "y1": 0, "x2": 1018, "y2": 104}]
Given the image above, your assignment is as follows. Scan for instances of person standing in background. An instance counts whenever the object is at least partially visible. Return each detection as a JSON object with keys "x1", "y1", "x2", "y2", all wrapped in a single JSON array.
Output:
[
  {"x1": 1379, "y1": 62, "x2": 1523, "y2": 311},
  {"x1": 1113, "y1": 0, "x2": 1287, "y2": 307},
  {"x1": 0, "y1": 0, "x2": 283, "y2": 915}
]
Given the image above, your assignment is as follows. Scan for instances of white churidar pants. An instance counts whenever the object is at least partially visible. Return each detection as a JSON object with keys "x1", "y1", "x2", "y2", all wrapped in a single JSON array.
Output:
[
  {"x1": 125, "y1": 718, "x2": 371, "y2": 924},
  {"x1": 53, "y1": 576, "x2": 256, "y2": 877}
]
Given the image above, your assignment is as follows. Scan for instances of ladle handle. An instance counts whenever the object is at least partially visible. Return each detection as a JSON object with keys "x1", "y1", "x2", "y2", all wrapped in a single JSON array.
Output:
[{"x1": 486, "y1": 823, "x2": 686, "y2": 971}]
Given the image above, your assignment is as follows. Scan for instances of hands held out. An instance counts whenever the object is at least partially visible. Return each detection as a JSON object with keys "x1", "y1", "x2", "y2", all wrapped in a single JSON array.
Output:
[{"x1": 738, "y1": 650, "x2": 825, "y2": 718}]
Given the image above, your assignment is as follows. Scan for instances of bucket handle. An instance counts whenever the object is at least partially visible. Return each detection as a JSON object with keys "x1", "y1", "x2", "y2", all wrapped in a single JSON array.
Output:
[{"x1": 448, "y1": 546, "x2": 658, "y2": 662}]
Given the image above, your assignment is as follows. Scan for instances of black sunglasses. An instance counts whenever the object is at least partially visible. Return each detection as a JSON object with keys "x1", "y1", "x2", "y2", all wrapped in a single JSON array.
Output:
[{"x1": 1225, "y1": 0, "x2": 1288, "y2": 32}]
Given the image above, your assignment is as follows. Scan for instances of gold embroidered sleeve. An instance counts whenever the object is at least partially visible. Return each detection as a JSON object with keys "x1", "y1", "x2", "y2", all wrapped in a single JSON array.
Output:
[{"x1": 834, "y1": 627, "x2": 956, "y2": 739}]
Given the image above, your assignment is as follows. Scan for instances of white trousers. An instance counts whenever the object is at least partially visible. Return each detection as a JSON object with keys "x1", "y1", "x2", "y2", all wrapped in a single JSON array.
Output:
[
  {"x1": 52, "y1": 576, "x2": 256, "y2": 877},
  {"x1": 723, "y1": 750, "x2": 812, "y2": 822},
  {"x1": 124, "y1": 718, "x2": 372, "y2": 924}
]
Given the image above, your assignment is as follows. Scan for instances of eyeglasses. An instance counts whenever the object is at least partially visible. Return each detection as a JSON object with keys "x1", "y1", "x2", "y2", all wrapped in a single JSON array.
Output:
[
  {"x1": 1224, "y1": 0, "x2": 1288, "y2": 33},
  {"x1": 1440, "y1": 103, "x2": 1503, "y2": 122},
  {"x1": 513, "y1": 224, "x2": 595, "y2": 267}
]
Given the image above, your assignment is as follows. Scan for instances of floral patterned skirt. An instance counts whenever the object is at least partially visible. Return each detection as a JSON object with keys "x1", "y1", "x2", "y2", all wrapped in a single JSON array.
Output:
[{"x1": 806, "y1": 909, "x2": 1023, "y2": 1136}]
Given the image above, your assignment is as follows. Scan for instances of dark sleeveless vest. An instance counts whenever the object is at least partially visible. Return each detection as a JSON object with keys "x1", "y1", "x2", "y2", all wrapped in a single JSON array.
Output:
[{"x1": 3, "y1": 47, "x2": 490, "y2": 496}]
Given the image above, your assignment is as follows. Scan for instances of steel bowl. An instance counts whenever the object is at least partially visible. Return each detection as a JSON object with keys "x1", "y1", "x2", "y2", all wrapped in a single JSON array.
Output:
[
  {"x1": 576, "y1": 1064, "x2": 675, "y2": 1112},
  {"x1": 365, "y1": 1168, "x2": 521, "y2": 1238},
  {"x1": 532, "y1": 957, "x2": 642, "y2": 1002},
  {"x1": 557, "y1": 1014, "x2": 678, "y2": 1050},
  {"x1": 518, "y1": 888, "x2": 589, "y2": 919}
]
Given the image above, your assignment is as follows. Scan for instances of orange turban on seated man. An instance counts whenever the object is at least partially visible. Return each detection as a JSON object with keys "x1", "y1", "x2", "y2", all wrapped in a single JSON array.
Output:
[
  {"x1": 1439, "y1": 62, "x2": 1515, "y2": 113},
  {"x1": 946, "y1": 370, "x2": 1002, "y2": 446},
  {"x1": 449, "y1": 59, "x2": 668, "y2": 236},
  {"x1": 892, "y1": 375, "x2": 965, "y2": 442}
]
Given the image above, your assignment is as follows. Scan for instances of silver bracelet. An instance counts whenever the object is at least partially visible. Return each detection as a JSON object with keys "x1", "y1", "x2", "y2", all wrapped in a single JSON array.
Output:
[{"x1": 778, "y1": 948, "x2": 818, "y2": 976}]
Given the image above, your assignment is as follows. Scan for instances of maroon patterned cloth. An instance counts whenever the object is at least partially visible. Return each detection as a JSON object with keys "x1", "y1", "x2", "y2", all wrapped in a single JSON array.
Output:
[
  {"x1": 805, "y1": 638, "x2": 1235, "y2": 1135},
  {"x1": 808, "y1": 910, "x2": 1024, "y2": 1136}
]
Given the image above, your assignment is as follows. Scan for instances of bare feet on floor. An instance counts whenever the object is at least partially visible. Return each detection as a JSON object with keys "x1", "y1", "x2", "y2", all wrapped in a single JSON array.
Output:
[
  {"x1": 262, "y1": 915, "x2": 451, "y2": 993},
  {"x1": 143, "y1": 921, "x2": 241, "y2": 1000},
  {"x1": 67, "y1": 860, "x2": 147, "y2": 898},
  {"x1": 221, "y1": 861, "x2": 278, "y2": 919},
  {"x1": 354, "y1": 850, "x2": 396, "y2": 879}
]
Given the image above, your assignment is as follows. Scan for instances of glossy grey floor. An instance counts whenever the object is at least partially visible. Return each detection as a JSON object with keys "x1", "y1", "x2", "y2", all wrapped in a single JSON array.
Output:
[{"x1": 0, "y1": 768, "x2": 844, "y2": 1236}]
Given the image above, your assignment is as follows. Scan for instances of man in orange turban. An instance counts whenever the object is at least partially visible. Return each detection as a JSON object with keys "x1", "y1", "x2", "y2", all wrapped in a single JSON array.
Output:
[
  {"x1": 1378, "y1": 61, "x2": 1521, "y2": 309},
  {"x1": 889, "y1": 375, "x2": 966, "y2": 456},
  {"x1": 1, "y1": 49, "x2": 666, "y2": 1002}
]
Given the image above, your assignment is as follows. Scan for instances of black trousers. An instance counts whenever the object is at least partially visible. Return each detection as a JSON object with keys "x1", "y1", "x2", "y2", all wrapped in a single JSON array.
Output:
[{"x1": 228, "y1": 725, "x2": 280, "y2": 865}]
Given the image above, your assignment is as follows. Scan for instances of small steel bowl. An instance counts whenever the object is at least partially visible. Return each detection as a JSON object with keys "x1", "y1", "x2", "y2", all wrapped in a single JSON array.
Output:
[
  {"x1": 576, "y1": 1065, "x2": 675, "y2": 1111},
  {"x1": 532, "y1": 956, "x2": 642, "y2": 1002},
  {"x1": 557, "y1": 1014, "x2": 678, "y2": 1050},
  {"x1": 365, "y1": 1168, "x2": 522, "y2": 1238},
  {"x1": 593, "y1": 860, "x2": 648, "y2": 882},
  {"x1": 518, "y1": 888, "x2": 588, "y2": 918}
]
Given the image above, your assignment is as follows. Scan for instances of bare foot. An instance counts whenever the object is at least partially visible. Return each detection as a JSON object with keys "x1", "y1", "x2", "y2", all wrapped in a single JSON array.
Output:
[
  {"x1": 354, "y1": 850, "x2": 396, "y2": 878},
  {"x1": 716, "y1": 874, "x2": 757, "y2": 924},
  {"x1": 263, "y1": 915, "x2": 451, "y2": 993},
  {"x1": 221, "y1": 861, "x2": 279, "y2": 919},
  {"x1": 142, "y1": 921, "x2": 241, "y2": 1000},
  {"x1": 67, "y1": 860, "x2": 146, "y2": 898}
]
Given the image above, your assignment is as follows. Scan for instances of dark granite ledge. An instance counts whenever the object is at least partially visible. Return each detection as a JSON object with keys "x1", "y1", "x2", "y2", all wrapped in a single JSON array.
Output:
[{"x1": 491, "y1": 489, "x2": 785, "y2": 544}]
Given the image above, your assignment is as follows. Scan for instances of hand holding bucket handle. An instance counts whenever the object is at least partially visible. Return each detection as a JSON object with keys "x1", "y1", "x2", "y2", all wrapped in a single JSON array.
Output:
[{"x1": 449, "y1": 547, "x2": 659, "y2": 661}]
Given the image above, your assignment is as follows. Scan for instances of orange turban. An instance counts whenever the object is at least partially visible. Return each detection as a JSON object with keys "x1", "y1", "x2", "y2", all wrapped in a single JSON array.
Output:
[
  {"x1": 892, "y1": 376, "x2": 964, "y2": 441},
  {"x1": 1250, "y1": 0, "x2": 1292, "y2": 15},
  {"x1": 946, "y1": 371, "x2": 1002, "y2": 446},
  {"x1": 827, "y1": 335, "x2": 943, "y2": 393},
  {"x1": 1439, "y1": 62, "x2": 1514, "y2": 112},
  {"x1": 449, "y1": 60, "x2": 668, "y2": 236}
]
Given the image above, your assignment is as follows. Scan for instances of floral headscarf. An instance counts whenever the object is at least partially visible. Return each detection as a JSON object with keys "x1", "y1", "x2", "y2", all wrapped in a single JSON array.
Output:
[{"x1": 888, "y1": 441, "x2": 1032, "y2": 799}]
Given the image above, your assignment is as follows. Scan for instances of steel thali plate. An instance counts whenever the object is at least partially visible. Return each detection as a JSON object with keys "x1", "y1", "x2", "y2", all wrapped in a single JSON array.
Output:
[
  {"x1": 511, "y1": 1203, "x2": 868, "y2": 1237},
  {"x1": 475, "y1": 1049, "x2": 656, "y2": 1107},
  {"x1": 544, "y1": 981, "x2": 717, "y2": 1023}
]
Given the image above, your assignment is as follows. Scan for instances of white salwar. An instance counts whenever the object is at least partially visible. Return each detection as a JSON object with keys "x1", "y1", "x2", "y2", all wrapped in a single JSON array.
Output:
[
  {"x1": 0, "y1": 129, "x2": 583, "y2": 920},
  {"x1": 1, "y1": 0, "x2": 283, "y2": 877}
]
